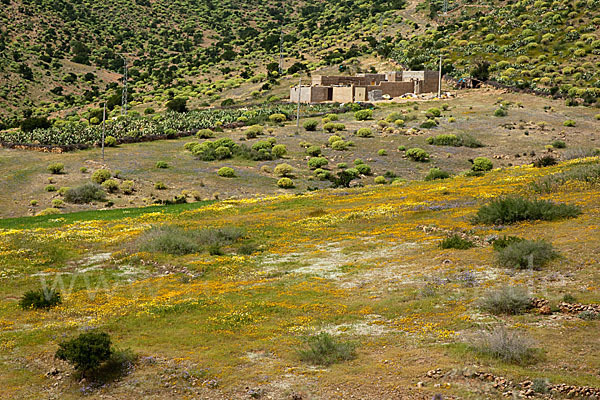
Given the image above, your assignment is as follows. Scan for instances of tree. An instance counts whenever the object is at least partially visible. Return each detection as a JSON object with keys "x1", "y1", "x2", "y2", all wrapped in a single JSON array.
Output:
[
  {"x1": 55, "y1": 332, "x2": 112, "y2": 375},
  {"x1": 165, "y1": 98, "x2": 188, "y2": 113},
  {"x1": 21, "y1": 116, "x2": 50, "y2": 132}
]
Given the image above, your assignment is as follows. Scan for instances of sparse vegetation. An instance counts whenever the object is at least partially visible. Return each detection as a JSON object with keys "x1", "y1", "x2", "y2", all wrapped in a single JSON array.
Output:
[
  {"x1": 439, "y1": 234, "x2": 475, "y2": 250},
  {"x1": 19, "y1": 288, "x2": 61, "y2": 310},
  {"x1": 472, "y1": 326, "x2": 540, "y2": 364},
  {"x1": 473, "y1": 197, "x2": 581, "y2": 225},
  {"x1": 297, "y1": 333, "x2": 356, "y2": 366},
  {"x1": 480, "y1": 286, "x2": 532, "y2": 315},
  {"x1": 497, "y1": 239, "x2": 558, "y2": 270}
]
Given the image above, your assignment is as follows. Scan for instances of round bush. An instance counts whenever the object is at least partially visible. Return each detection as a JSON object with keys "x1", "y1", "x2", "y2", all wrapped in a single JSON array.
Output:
[
  {"x1": 269, "y1": 113, "x2": 287, "y2": 124},
  {"x1": 378, "y1": 149, "x2": 387, "y2": 156},
  {"x1": 308, "y1": 157, "x2": 328, "y2": 170},
  {"x1": 355, "y1": 163, "x2": 371, "y2": 175},
  {"x1": 45, "y1": 184, "x2": 57, "y2": 192},
  {"x1": 356, "y1": 128, "x2": 373, "y2": 137},
  {"x1": 215, "y1": 146, "x2": 232, "y2": 160},
  {"x1": 155, "y1": 161, "x2": 168, "y2": 169},
  {"x1": 303, "y1": 119, "x2": 319, "y2": 131},
  {"x1": 19, "y1": 288, "x2": 61, "y2": 310},
  {"x1": 55, "y1": 332, "x2": 112, "y2": 373},
  {"x1": 406, "y1": 148, "x2": 430, "y2": 162},
  {"x1": 245, "y1": 125, "x2": 263, "y2": 138},
  {"x1": 426, "y1": 107, "x2": 441, "y2": 117},
  {"x1": 197, "y1": 129, "x2": 214, "y2": 138},
  {"x1": 494, "y1": 108, "x2": 508, "y2": 117},
  {"x1": 277, "y1": 177, "x2": 294, "y2": 188},
  {"x1": 331, "y1": 140, "x2": 348, "y2": 150},
  {"x1": 354, "y1": 109, "x2": 373, "y2": 121},
  {"x1": 272, "y1": 144, "x2": 287, "y2": 158},
  {"x1": 395, "y1": 119, "x2": 405, "y2": 127},
  {"x1": 306, "y1": 146, "x2": 321, "y2": 156},
  {"x1": 472, "y1": 157, "x2": 493, "y2": 172},
  {"x1": 274, "y1": 163, "x2": 293, "y2": 177},
  {"x1": 425, "y1": 168, "x2": 450, "y2": 181},
  {"x1": 420, "y1": 119, "x2": 437, "y2": 129},
  {"x1": 563, "y1": 119, "x2": 576, "y2": 127},
  {"x1": 323, "y1": 123, "x2": 336, "y2": 133},
  {"x1": 36, "y1": 207, "x2": 61, "y2": 216},
  {"x1": 325, "y1": 113, "x2": 339, "y2": 121},
  {"x1": 154, "y1": 181, "x2": 167, "y2": 190},
  {"x1": 101, "y1": 178, "x2": 119, "y2": 193},
  {"x1": 91, "y1": 169, "x2": 112, "y2": 184},
  {"x1": 120, "y1": 180, "x2": 135, "y2": 195},
  {"x1": 64, "y1": 183, "x2": 106, "y2": 204},
  {"x1": 47, "y1": 163, "x2": 64, "y2": 174},
  {"x1": 374, "y1": 176, "x2": 387, "y2": 184},
  {"x1": 217, "y1": 167, "x2": 235, "y2": 177},
  {"x1": 104, "y1": 136, "x2": 117, "y2": 147}
]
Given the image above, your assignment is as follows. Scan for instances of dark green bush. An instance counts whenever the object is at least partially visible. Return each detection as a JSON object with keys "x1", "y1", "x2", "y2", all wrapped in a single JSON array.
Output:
[
  {"x1": 297, "y1": 332, "x2": 356, "y2": 366},
  {"x1": 139, "y1": 225, "x2": 244, "y2": 255},
  {"x1": 552, "y1": 140, "x2": 566, "y2": 149},
  {"x1": 471, "y1": 157, "x2": 493, "y2": 172},
  {"x1": 306, "y1": 146, "x2": 321, "y2": 156},
  {"x1": 165, "y1": 97, "x2": 187, "y2": 113},
  {"x1": 91, "y1": 169, "x2": 112, "y2": 184},
  {"x1": 47, "y1": 163, "x2": 64, "y2": 174},
  {"x1": 64, "y1": 183, "x2": 106, "y2": 204},
  {"x1": 354, "y1": 109, "x2": 372, "y2": 121},
  {"x1": 492, "y1": 235, "x2": 525, "y2": 251},
  {"x1": 497, "y1": 239, "x2": 558, "y2": 269},
  {"x1": 473, "y1": 197, "x2": 581, "y2": 224},
  {"x1": 480, "y1": 286, "x2": 532, "y2": 315},
  {"x1": 308, "y1": 157, "x2": 328, "y2": 170},
  {"x1": 303, "y1": 119, "x2": 318, "y2": 131},
  {"x1": 439, "y1": 234, "x2": 475, "y2": 249},
  {"x1": 533, "y1": 155, "x2": 558, "y2": 168},
  {"x1": 55, "y1": 332, "x2": 112, "y2": 374},
  {"x1": 406, "y1": 148, "x2": 429, "y2": 162},
  {"x1": 19, "y1": 288, "x2": 61, "y2": 309},
  {"x1": 425, "y1": 168, "x2": 450, "y2": 181}
]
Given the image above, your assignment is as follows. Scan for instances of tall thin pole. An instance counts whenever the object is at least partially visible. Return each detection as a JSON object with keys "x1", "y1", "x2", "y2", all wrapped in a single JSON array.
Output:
[
  {"x1": 121, "y1": 56, "x2": 128, "y2": 116},
  {"x1": 279, "y1": 27, "x2": 284, "y2": 75},
  {"x1": 438, "y1": 54, "x2": 442, "y2": 98},
  {"x1": 101, "y1": 102, "x2": 106, "y2": 161},
  {"x1": 296, "y1": 78, "x2": 301, "y2": 133}
]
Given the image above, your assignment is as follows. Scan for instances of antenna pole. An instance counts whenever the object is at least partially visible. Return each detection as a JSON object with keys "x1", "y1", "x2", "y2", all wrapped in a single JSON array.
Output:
[
  {"x1": 438, "y1": 54, "x2": 442, "y2": 98},
  {"x1": 101, "y1": 102, "x2": 106, "y2": 161}
]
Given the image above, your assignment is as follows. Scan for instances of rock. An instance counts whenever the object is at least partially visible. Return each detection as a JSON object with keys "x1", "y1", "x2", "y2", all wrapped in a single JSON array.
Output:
[{"x1": 538, "y1": 305, "x2": 552, "y2": 315}]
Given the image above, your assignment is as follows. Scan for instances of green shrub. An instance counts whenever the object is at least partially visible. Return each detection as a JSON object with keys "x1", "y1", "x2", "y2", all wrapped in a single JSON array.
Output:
[
  {"x1": 154, "y1": 181, "x2": 166, "y2": 190},
  {"x1": 308, "y1": 157, "x2": 328, "y2": 170},
  {"x1": 323, "y1": 123, "x2": 336, "y2": 132},
  {"x1": 333, "y1": 123, "x2": 345, "y2": 131},
  {"x1": 314, "y1": 168, "x2": 331, "y2": 180},
  {"x1": 427, "y1": 134, "x2": 460, "y2": 146},
  {"x1": 91, "y1": 169, "x2": 112, "y2": 184},
  {"x1": 473, "y1": 326, "x2": 539, "y2": 364},
  {"x1": 245, "y1": 124, "x2": 263, "y2": 139},
  {"x1": 64, "y1": 183, "x2": 106, "y2": 204},
  {"x1": 532, "y1": 379, "x2": 550, "y2": 394},
  {"x1": 354, "y1": 158, "x2": 364, "y2": 166},
  {"x1": 45, "y1": 184, "x2": 57, "y2": 192},
  {"x1": 494, "y1": 108, "x2": 508, "y2": 117},
  {"x1": 552, "y1": 140, "x2": 566, "y2": 149},
  {"x1": 47, "y1": 163, "x2": 64, "y2": 174},
  {"x1": 459, "y1": 134, "x2": 484, "y2": 148},
  {"x1": 57, "y1": 187, "x2": 70, "y2": 196},
  {"x1": 272, "y1": 144, "x2": 287, "y2": 158},
  {"x1": 104, "y1": 136, "x2": 117, "y2": 147},
  {"x1": 139, "y1": 225, "x2": 243, "y2": 255},
  {"x1": 497, "y1": 239, "x2": 558, "y2": 269},
  {"x1": 354, "y1": 109, "x2": 373, "y2": 121},
  {"x1": 277, "y1": 177, "x2": 294, "y2": 188},
  {"x1": 492, "y1": 236, "x2": 525, "y2": 251},
  {"x1": 563, "y1": 119, "x2": 576, "y2": 127},
  {"x1": 101, "y1": 179, "x2": 119, "y2": 193},
  {"x1": 155, "y1": 161, "x2": 168, "y2": 169},
  {"x1": 426, "y1": 107, "x2": 441, "y2": 117},
  {"x1": 406, "y1": 148, "x2": 429, "y2": 162},
  {"x1": 473, "y1": 197, "x2": 581, "y2": 224},
  {"x1": 56, "y1": 332, "x2": 113, "y2": 374},
  {"x1": 274, "y1": 163, "x2": 293, "y2": 177},
  {"x1": 377, "y1": 149, "x2": 387, "y2": 156},
  {"x1": 480, "y1": 286, "x2": 532, "y2": 315},
  {"x1": 325, "y1": 113, "x2": 339, "y2": 121},
  {"x1": 184, "y1": 141, "x2": 197, "y2": 151},
  {"x1": 19, "y1": 288, "x2": 61, "y2": 310},
  {"x1": 420, "y1": 119, "x2": 437, "y2": 129},
  {"x1": 80, "y1": 167, "x2": 88, "y2": 173},
  {"x1": 306, "y1": 146, "x2": 322, "y2": 156},
  {"x1": 532, "y1": 155, "x2": 557, "y2": 168},
  {"x1": 385, "y1": 112, "x2": 403, "y2": 122},
  {"x1": 303, "y1": 119, "x2": 318, "y2": 131},
  {"x1": 355, "y1": 128, "x2": 373, "y2": 137},
  {"x1": 197, "y1": 129, "x2": 214, "y2": 138},
  {"x1": 269, "y1": 113, "x2": 287, "y2": 124},
  {"x1": 51, "y1": 199, "x2": 64, "y2": 207},
  {"x1": 120, "y1": 180, "x2": 135, "y2": 195},
  {"x1": 331, "y1": 140, "x2": 348, "y2": 151},
  {"x1": 297, "y1": 332, "x2": 356, "y2": 366},
  {"x1": 425, "y1": 168, "x2": 450, "y2": 181},
  {"x1": 217, "y1": 167, "x2": 235, "y2": 177},
  {"x1": 472, "y1": 157, "x2": 493, "y2": 172},
  {"x1": 36, "y1": 207, "x2": 61, "y2": 216},
  {"x1": 355, "y1": 163, "x2": 371, "y2": 175},
  {"x1": 30, "y1": 200, "x2": 38, "y2": 206},
  {"x1": 395, "y1": 119, "x2": 405, "y2": 126},
  {"x1": 214, "y1": 146, "x2": 231, "y2": 160},
  {"x1": 531, "y1": 163, "x2": 600, "y2": 193},
  {"x1": 595, "y1": 114, "x2": 600, "y2": 121},
  {"x1": 440, "y1": 234, "x2": 474, "y2": 249},
  {"x1": 578, "y1": 310, "x2": 600, "y2": 320},
  {"x1": 374, "y1": 176, "x2": 387, "y2": 184},
  {"x1": 397, "y1": 145, "x2": 406, "y2": 151}
]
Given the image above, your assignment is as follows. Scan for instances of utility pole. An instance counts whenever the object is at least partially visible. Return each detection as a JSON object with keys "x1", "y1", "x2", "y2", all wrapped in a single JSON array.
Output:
[
  {"x1": 279, "y1": 27, "x2": 284, "y2": 75},
  {"x1": 120, "y1": 55, "x2": 128, "y2": 116},
  {"x1": 296, "y1": 78, "x2": 301, "y2": 133},
  {"x1": 101, "y1": 102, "x2": 106, "y2": 161},
  {"x1": 438, "y1": 54, "x2": 442, "y2": 98},
  {"x1": 443, "y1": 0, "x2": 448, "y2": 14}
]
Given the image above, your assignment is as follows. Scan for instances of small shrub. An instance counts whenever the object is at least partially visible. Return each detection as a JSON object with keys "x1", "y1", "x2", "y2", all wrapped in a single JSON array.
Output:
[
  {"x1": 120, "y1": 180, "x2": 134, "y2": 195},
  {"x1": 377, "y1": 149, "x2": 387, "y2": 156},
  {"x1": 245, "y1": 125, "x2": 263, "y2": 139},
  {"x1": 492, "y1": 235, "x2": 525, "y2": 251},
  {"x1": 473, "y1": 326, "x2": 539, "y2": 364},
  {"x1": 277, "y1": 177, "x2": 294, "y2": 188},
  {"x1": 306, "y1": 146, "x2": 321, "y2": 156},
  {"x1": 30, "y1": 200, "x2": 38, "y2": 206},
  {"x1": 215, "y1": 146, "x2": 232, "y2": 160},
  {"x1": 45, "y1": 184, "x2": 57, "y2": 192},
  {"x1": 331, "y1": 140, "x2": 348, "y2": 150},
  {"x1": 427, "y1": 134, "x2": 460, "y2": 146},
  {"x1": 374, "y1": 176, "x2": 387, "y2": 184},
  {"x1": 425, "y1": 168, "x2": 450, "y2": 181},
  {"x1": 104, "y1": 136, "x2": 117, "y2": 147},
  {"x1": 323, "y1": 122, "x2": 336, "y2": 133},
  {"x1": 19, "y1": 288, "x2": 61, "y2": 309},
  {"x1": 139, "y1": 225, "x2": 243, "y2": 255},
  {"x1": 533, "y1": 155, "x2": 557, "y2": 168},
  {"x1": 47, "y1": 163, "x2": 64, "y2": 174},
  {"x1": 420, "y1": 119, "x2": 437, "y2": 129},
  {"x1": 552, "y1": 140, "x2": 566, "y2": 149},
  {"x1": 355, "y1": 163, "x2": 371, "y2": 175},
  {"x1": 64, "y1": 183, "x2": 106, "y2": 204},
  {"x1": 274, "y1": 163, "x2": 293, "y2": 177},
  {"x1": 480, "y1": 286, "x2": 532, "y2": 315},
  {"x1": 272, "y1": 144, "x2": 287, "y2": 158},
  {"x1": 101, "y1": 179, "x2": 119, "y2": 193},
  {"x1": 473, "y1": 197, "x2": 581, "y2": 224},
  {"x1": 426, "y1": 107, "x2": 441, "y2": 117},
  {"x1": 269, "y1": 113, "x2": 287, "y2": 124},
  {"x1": 563, "y1": 119, "x2": 576, "y2": 127},
  {"x1": 497, "y1": 239, "x2": 558, "y2": 270},
  {"x1": 57, "y1": 187, "x2": 70, "y2": 196},
  {"x1": 91, "y1": 169, "x2": 112, "y2": 184},
  {"x1": 303, "y1": 119, "x2": 318, "y2": 131},
  {"x1": 578, "y1": 310, "x2": 600, "y2": 321},
  {"x1": 395, "y1": 119, "x2": 405, "y2": 126},
  {"x1": 308, "y1": 157, "x2": 328, "y2": 170},
  {"x1": 56, "y1": 332, "x2": 113, "y2": 374},
  {"x1": 494, "y1": 108, "x2": 508, "y2": 117},
  {"x1": 355, "y1": 128, "x2": 372, "y2": 137},
  {"x1": 397, "y1": 145, "x2": 406, "y2": 151},
  {"x1": 217, "y1": 167, "x2": 235, "y2": 177},
  {"x1": 354, "y1": 109, "x2": 373, "y2": 121},
  {"x1": 472, "y1": 157, "x2": 493, "y2": 172},
  {"x1": 197, "y1": 129, "x2": 214, "y2": 138},
  {"x1": 155, "y1": 161, "x2": 168, "y2": 169},
  {"x1": 406, "y1": 148, "x2": 429, "y2": 162},
  {"x1": 532, "y1": 378, "x2": 550, "y2": 394},
  {"x1": 439, "y1": 234, "x2": 474, "y2": 249},
  {"x1": 154, "y1": 181, "x2": 167, "y2": 190},
  {"x1": 80, "y1": 167, "x2": 88, "y2": 173},
  {"x1": 333, "y1": 123, "x2": 345, "y2": 131},
  {"x1": 325, "y1": 113, "x2": 339, "y2": 121},
  {"x1": 36, "y1": 207, "x2": 61, "y2": 216},
  {"x1": 297, "y1": 332, "x2": 356, "y2": 366},
  {"x1": 51, "y1": 199, "x2": 64, "y2": 207}
]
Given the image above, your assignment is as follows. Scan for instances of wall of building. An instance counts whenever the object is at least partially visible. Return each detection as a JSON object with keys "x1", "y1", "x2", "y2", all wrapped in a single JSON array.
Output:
[
  {"x1": 377, "y1": 81, "x2": 415, "y2": 97},
  {"x1": 331, "y1": 86, "x2": 354, "y2": 103},
  {"x1": 289, "y1": 86, "x2": 331, "y2": 103},
  {"x1": 422, "y1": 70, "x2": 440, "y2": 94}
]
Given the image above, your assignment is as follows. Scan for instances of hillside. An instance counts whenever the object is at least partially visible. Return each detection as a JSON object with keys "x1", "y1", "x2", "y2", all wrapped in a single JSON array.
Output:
[{"x1": 1, "y1": 157, "x2": 599, "y2": 398}]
